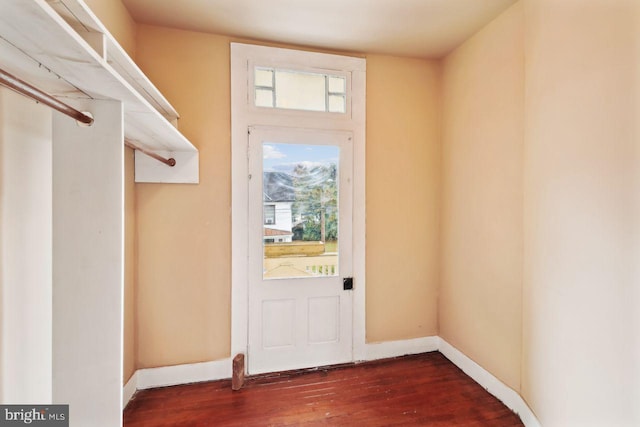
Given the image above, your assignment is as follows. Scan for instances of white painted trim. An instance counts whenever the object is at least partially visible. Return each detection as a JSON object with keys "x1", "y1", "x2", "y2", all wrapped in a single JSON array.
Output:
[
  {"x1": 122, "y1": 372, "x2": 138, "y2": 408},
  {"x1": 350, "y1": 66, "x2": 367, "y2": 363},
  {"x1": 52, "y1": 99, "x2": 124, "y2": 427},
  {"x1": 121, "y1": 358, "x2": 231, "y2": 408},
  {"x1": 360, "y1": 336, "x2": 439, "y2": 361},
  {"x1": 231, "y1": 43, "x2": 366, "y2": 372},
  {"x1": 438, "y1": 339, "x2": 541, "y2": 427},
  {"x1": 135, "y1": 358, "x2": 232, "y2": 390}
]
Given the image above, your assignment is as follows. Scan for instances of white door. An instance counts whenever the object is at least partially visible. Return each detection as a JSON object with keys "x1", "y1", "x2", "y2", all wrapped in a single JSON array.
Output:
[{"x1": 248, "y1": 126, "x2": 353, "y2": 374}]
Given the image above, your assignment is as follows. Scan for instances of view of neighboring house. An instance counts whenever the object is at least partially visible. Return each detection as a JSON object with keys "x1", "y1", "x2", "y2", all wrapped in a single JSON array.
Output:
[
  {"x1": 262, "y1": 169, "x2": 338, "y2": 279},
  {"x1": 263, "y1": 171, "x2": 294, "y2": 243}
]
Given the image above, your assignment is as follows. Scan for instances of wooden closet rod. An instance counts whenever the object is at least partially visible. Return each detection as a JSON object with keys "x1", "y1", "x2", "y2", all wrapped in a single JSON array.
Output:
[
  {"x1": 125, "y1": 141, "x2": 176, "y2": 167},
  {"x1": 0, "y1": 67, "x2": 94, "y2": 125}
]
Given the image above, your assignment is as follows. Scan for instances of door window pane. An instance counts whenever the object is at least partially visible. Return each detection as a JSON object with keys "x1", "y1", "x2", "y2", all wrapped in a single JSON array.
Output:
[{"x1": 263, "y1": 142, "x2": 339, "y2": 279}]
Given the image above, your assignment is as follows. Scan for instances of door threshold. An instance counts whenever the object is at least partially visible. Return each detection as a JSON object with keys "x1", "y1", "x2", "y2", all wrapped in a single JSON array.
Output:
[{"x1": 244, "y1": 352, "x2": 437, "y2": 385}]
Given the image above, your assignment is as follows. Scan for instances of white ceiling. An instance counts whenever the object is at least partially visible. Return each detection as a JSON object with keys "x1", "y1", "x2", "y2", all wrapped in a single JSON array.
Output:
[{"x1": 121, "y1": 0, "x2": 517, "y2": 58}]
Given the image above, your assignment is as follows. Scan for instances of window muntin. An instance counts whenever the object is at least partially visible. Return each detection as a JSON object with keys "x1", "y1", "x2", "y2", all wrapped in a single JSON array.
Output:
[{"x1": 254, "y1": 67, "x2": 347, "y2": 114}]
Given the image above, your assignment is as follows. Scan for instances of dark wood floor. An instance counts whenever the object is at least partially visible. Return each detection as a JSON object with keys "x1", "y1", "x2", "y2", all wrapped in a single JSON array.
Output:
[{"x1": 124, "y1": 352, "x2": 523, "y2": 426}]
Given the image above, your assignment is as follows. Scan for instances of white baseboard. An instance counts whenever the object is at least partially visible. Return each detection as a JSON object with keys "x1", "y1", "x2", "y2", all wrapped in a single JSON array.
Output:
[
  {"x1": 438, "y1": 338, "x2": 541, "y2": 427},
  {"x1": 136, "y1": 357, "x2": 232, "y2": 390},
  {"x1": 360, "y1": 336, "x2": 439, "y2": 361},
  {"x1": 122, "y1": 357, "x2": 232, "y2": 407},
  {"x1": 121, "y1": 338, "x2": 440, "y2": 407},
  {"x1": 122, "y1": 337, "x2": 541, "y2": 427},
  {"x1": 122, "y1": 372, "x2": 138, "y2": 408}
]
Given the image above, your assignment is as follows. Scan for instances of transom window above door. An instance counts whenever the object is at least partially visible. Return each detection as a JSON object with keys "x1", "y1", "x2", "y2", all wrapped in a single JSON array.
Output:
[{"x1": 253, "y1": 67, "x2": 348, "y2": 114}]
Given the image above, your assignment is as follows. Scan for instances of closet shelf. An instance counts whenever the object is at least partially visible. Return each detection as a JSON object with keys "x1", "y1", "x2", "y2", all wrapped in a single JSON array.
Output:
[{"x1": 0, "y1": 0, "x2": 199, "y2": 183}]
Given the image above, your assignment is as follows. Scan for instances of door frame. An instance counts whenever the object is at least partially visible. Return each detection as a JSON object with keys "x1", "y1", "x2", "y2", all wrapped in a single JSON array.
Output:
[{"x1": 230, "y1": 43, "x2": 366, "y2": 371}]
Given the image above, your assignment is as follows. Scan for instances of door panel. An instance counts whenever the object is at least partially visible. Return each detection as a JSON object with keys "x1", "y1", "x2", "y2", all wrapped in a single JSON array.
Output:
[
  {"x1": 308, "y1": 296, "x2": 340, "y2": 344},
  {"x1": 261, "y1": 299, "x2": 295, "y2": 349},
  {"x1": 248, "y1": 126, "x2": 353, "y2": 374}
]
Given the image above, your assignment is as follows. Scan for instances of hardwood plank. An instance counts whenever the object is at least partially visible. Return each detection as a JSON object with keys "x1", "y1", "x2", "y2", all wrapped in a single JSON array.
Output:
[{"x1": 124, "y1": 352, "x2": 523, "y2": 426}]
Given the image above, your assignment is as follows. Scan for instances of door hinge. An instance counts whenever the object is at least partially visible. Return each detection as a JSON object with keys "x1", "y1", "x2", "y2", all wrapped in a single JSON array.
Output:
[{"x1": 343, "y1": 277, "x2": 353, "y2": 291}]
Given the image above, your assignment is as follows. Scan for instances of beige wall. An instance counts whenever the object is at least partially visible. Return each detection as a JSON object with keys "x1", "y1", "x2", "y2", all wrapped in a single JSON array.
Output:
[
  {"x1": 365, "y1": 55, "x2": 440, "y2": 342},
  {"x1": 522, "y1": 0, "x2": 640, "y2": 424},
  {"x1": 135, "y1": 26, "x2": 232, "y2": 368},
  {"x1": 123, "y1": 147, "x2": 136, "y2": 383},
  {"x1": 441, "y1": 1, "x2": 640, "y2": 423},
  {"x1": 132, "y1": 26, "x2": 442, "y2": 366},
  {"x1": 84, "y1": 0, "x2": 137, "y2": 58},
  {"x1": 440, "y1": 2, "x2": 524, "y2": 391}
]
